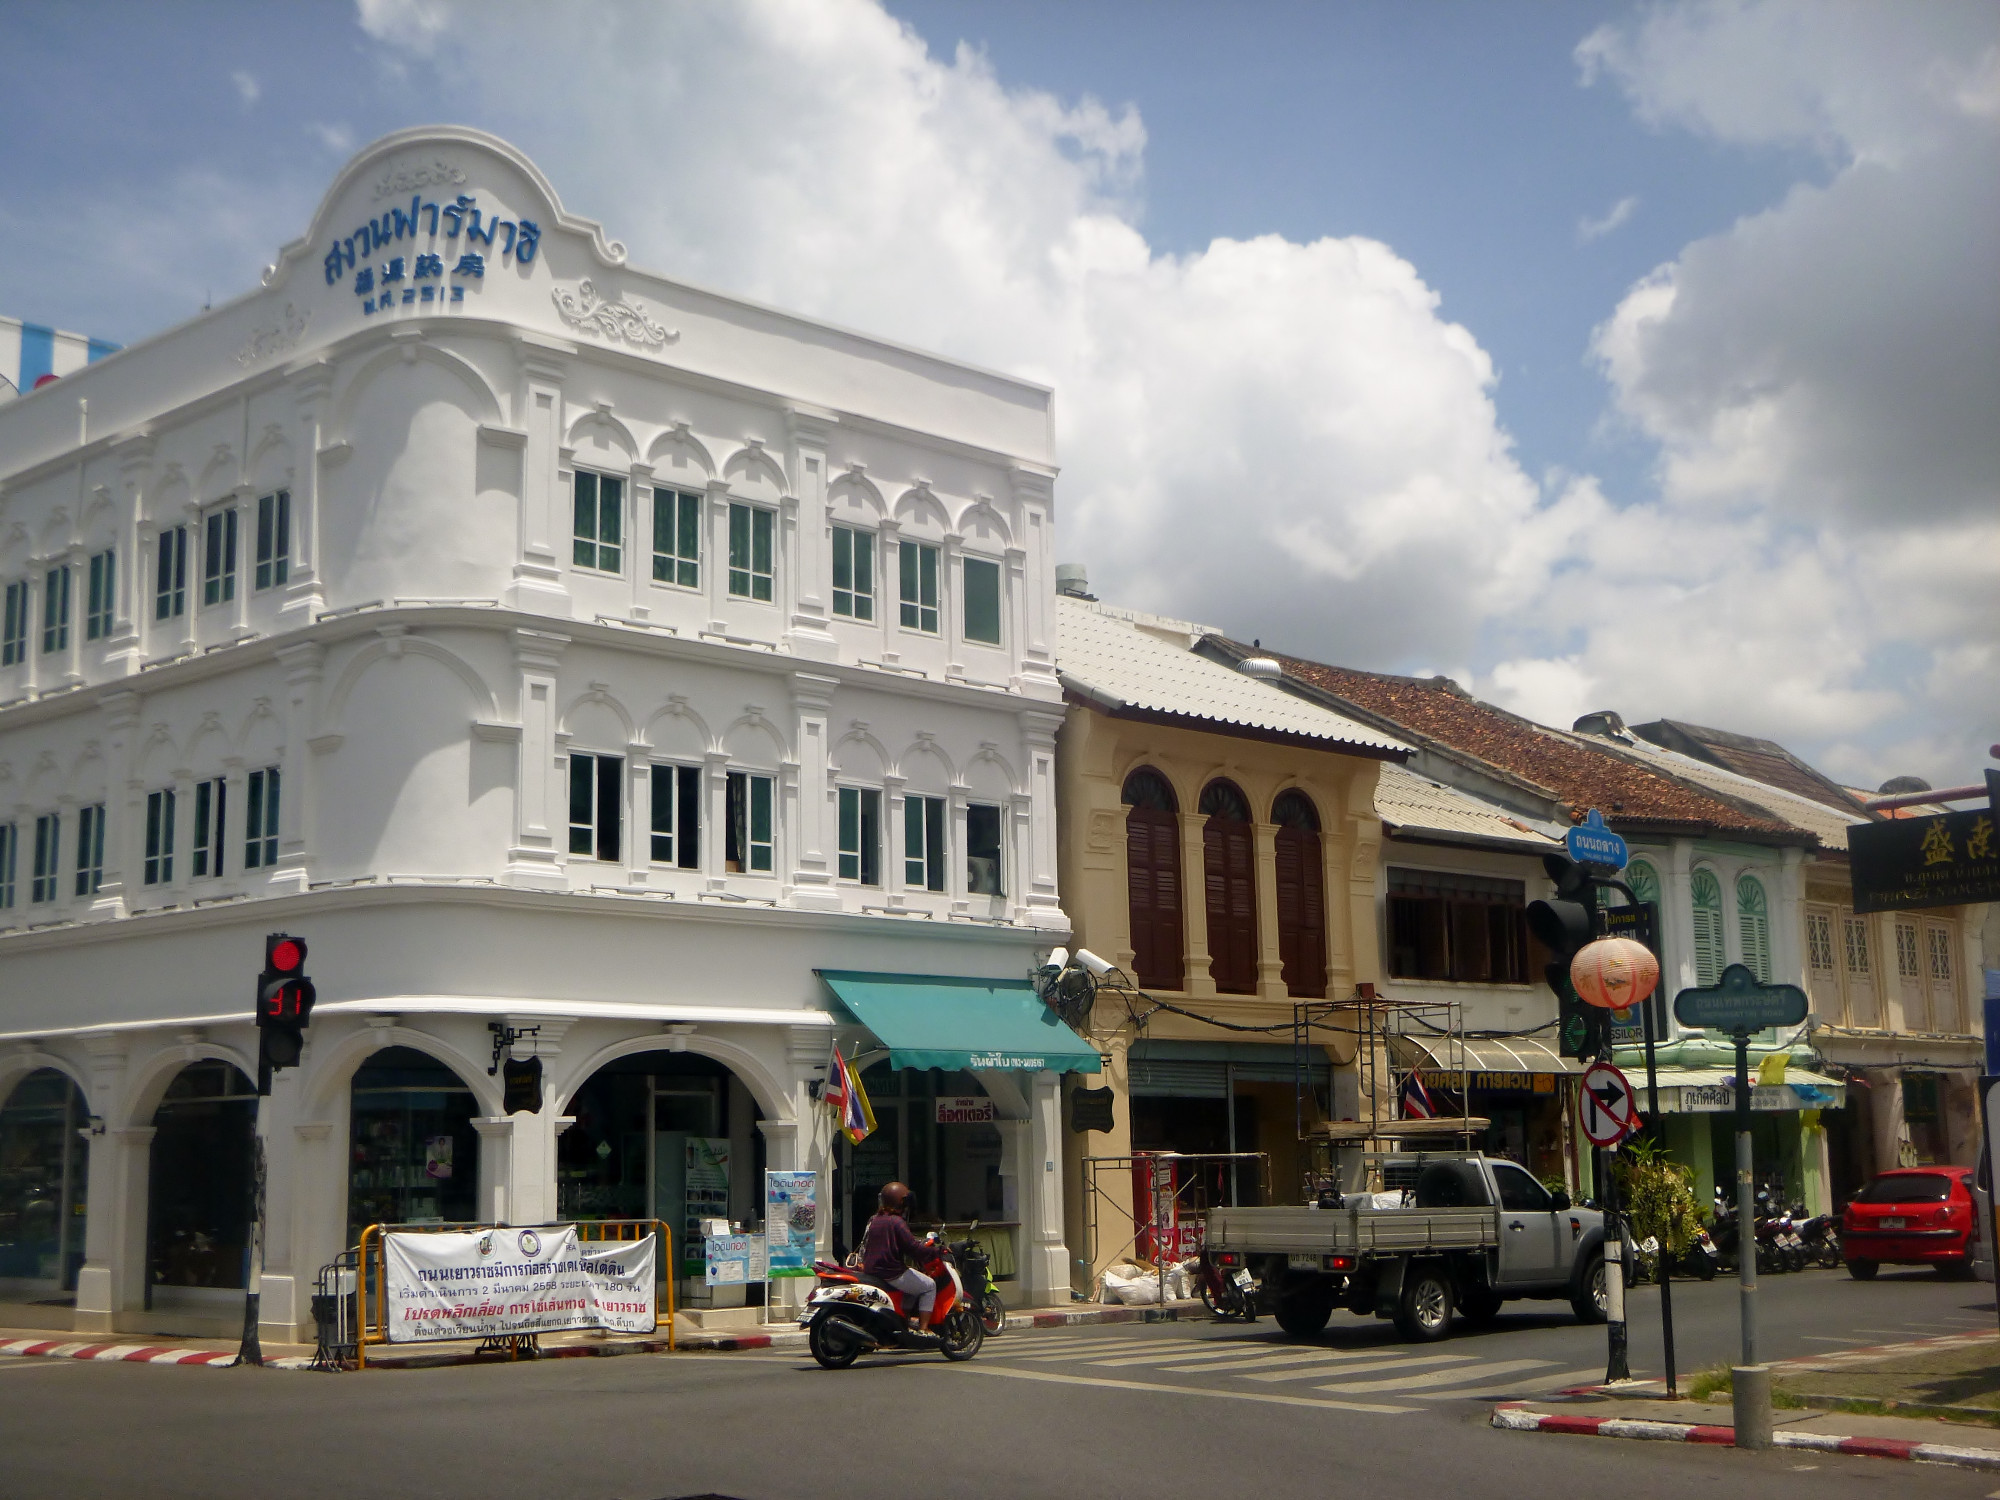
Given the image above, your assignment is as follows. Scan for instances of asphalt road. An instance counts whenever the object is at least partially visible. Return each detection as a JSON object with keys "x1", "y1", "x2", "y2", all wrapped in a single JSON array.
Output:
[{"x1": 3, "y1": 1266, "x2": 1995, "y2": 1500}]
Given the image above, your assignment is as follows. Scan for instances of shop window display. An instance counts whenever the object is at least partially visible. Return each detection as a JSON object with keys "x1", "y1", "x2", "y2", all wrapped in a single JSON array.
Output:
[
  {"x1": 836, "y1": 1066, "x2": 1007, "y2": 1275},
  {"x1": 347, "y1": 1047, "x2": 479, "y2": 1242},
  {"x1": 149, "y1": 1062, "x2": 257, "y2": 1291},
  {"x1": 0, "y1": 1068, "x2": 89, "y2": 1288}
]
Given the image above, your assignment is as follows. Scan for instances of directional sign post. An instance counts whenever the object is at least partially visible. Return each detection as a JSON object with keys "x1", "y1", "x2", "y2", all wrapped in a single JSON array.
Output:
[
  {"x1": 1566, "y1": 808, "x2": 1630, "y2": 871},
  {"x1": 1674, "y1": 964, "x2": 1810, "y2": 1450},
  {"x1": 1579, "y1": 1060, "x2": 1638, "y2": 1383}
]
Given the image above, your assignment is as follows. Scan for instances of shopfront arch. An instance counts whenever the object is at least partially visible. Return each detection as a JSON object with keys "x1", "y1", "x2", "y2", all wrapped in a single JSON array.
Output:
[
  {"x1": 0, "y1": 1067, "x2": 91, "y2": 1291},
  {"x1": 346, "y1": 1046, "x2": 483, "y2": 1241},
  {"x1": 147, "y1": 1061, "x2": 258, "y2": 1295}
]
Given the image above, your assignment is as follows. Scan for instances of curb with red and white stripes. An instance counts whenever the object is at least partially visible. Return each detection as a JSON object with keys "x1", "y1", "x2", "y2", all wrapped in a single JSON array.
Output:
[
  {"x1": 1491, "y1": 1403, "x2": 2000, "y2": 1471},
  {"x1": 0, "y1": 1337, "x2": 312, "y2": 1370}
]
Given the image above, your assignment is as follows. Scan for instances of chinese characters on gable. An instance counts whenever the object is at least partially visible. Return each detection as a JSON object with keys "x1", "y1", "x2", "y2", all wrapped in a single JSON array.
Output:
[{"x1": 322, "y1": 194, "x2": 540, "y2": 316}]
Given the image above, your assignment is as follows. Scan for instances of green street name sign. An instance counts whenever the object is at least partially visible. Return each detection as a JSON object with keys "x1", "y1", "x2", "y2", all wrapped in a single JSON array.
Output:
[{"x1": 1672, "y1": 963, "x2": 1809, "y2": 1035}]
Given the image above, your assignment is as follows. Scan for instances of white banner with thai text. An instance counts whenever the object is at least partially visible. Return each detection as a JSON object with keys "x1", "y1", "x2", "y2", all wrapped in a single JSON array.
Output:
[{"x1": 381, "y1": 1225, "x2": 656, "y2": 1342}]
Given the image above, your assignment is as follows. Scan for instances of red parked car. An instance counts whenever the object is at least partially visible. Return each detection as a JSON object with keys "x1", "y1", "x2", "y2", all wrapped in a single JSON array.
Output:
[{"x1": 1842, "y1": 1167, "x2": 1977, "y2": 1279}]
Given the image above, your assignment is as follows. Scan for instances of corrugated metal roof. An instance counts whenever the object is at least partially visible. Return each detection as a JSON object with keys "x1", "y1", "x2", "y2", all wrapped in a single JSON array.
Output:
[
  {"x1": 1374, "y1": 763, "x2": 1566, "y2": 848},
  {"x1": 1055, "y1": 597, "x2": 1408, "y2": 754}
]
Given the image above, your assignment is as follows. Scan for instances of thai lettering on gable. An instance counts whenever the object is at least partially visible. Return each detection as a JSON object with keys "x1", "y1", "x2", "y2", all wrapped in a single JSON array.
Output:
[{"x1": 322, "y1": 194, "x2": 541, "y2": 289}]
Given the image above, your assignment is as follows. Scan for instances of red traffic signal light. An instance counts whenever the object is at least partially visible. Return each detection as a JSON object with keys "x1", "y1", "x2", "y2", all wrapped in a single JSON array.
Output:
[{"x1": 266, "y1": 934, "x2": 307, "y2": 976}]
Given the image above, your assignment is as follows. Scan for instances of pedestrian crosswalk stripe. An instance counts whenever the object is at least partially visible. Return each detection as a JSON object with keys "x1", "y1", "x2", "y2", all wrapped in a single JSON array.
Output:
[
  {"x1": 1237, "y1": 1353, "x2": 1473, "y2": 1382},
  {"x1": 1314, "y1": 1358, "x2": 1554, "y2": 1394},
  {"x1": 1095, "y1": 1347, "x2": 1338, "y2": 1369},
  {"x1": 964, "y1": 1361, "x2": 1420, "y2": 1415},
  {"x1": 1152, "y1": 1349, "x2": 1419, "y2": 1374},
  {"x1": 1007, "y1": 1342, "x2": 1230, "y2": 1363},
  {"x1": 1412, "y1": 1367, "x2": 1602, "y2": 1399}
]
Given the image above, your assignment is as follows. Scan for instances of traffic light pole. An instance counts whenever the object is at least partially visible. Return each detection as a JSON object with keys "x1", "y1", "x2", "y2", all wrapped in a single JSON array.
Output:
[
  {"x1": 232, "y1": 1135, "x2": 266, "y2": 1368},
  {"x1": 1599, "y1": 1143, "x2": 1628, "y2": 1383}
]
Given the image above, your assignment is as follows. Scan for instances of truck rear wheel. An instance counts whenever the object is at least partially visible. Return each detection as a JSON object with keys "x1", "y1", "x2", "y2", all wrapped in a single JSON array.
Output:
[
  {"x1": 1275, "y1": 1289, "x2": 1333, "y2": 1339},
  {"x1": 1571, "y1": 1254, "x2": 1607, "y2": 1324},
  {"x1": 1394, "y1": 1265, "x2": 1454, "y2": 1342}
]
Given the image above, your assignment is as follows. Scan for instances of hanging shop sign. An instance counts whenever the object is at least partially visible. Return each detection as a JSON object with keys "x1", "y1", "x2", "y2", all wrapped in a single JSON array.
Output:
[
  {"x1": 1070, "y1": 1086, "x2": 1115, "y2": 1134},
  {"x1": 764, "y1": 1170, "x2": 819, "y2": 1280},
  {"x1": 381, "y1": 1225, "x2": 654, "y2": 1343},
  {"x1": 935, "y1": 1096, "x2": 996, "y2": 1125},
  {"x1": 1849, "y1": 808, "x2": 2000, "y2": 915}
]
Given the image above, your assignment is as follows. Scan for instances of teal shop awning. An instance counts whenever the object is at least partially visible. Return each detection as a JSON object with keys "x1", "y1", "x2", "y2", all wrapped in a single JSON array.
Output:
[{"x1": 816, "y1": 971, "x2": 1102, "y2": 1074}]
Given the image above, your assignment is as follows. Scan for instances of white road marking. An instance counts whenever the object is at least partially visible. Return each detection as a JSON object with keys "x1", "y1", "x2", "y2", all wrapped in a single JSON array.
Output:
[
  {"x1": 1413, "y1": 1367, "x2": 1605, "y2": 1398},
  {"x1": 1010, "y1": 1342, "x2": 1221, "y2": 1363},
  {"x1": 962, "y1": 1361, "x2": 1419, "y2": 1414},
  {"x1": 1314, "y1": 1358, "x2": 1554, "y2": 1394},
  {"x1": 1238, "y1": 1353, "x2": 1474, "y2": 1382},
  {"x1": 0, "y1": 1361, "x2": 73, "y2": 1372},
  {"x1": 1086, "y1": 1345, "x2": 1307, "y2": 1368},
  {"x1": 1154, "y1": 1350, "x2": 1431, "y2": 1375},
  {"x1": 1798, "y1": 1336, "x2": 1860, "y2": 1343}
]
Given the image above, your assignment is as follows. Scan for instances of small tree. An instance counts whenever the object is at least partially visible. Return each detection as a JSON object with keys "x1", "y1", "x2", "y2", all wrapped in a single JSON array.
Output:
[{"x1": 1615, "y1": 1137, "x2": 1702, "y2": 1254}]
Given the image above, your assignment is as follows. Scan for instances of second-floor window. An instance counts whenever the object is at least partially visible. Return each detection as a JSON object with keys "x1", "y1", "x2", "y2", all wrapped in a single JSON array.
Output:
[
  {"x1": 569, "y1": 752, "x2": 623, "y2": 862},
  {"x1": 839, "y1": 787, "x2": 881, "y2": 884},
  {"x1": 573, "y1": 470, "x2": 623, "y2": 574},
  {"x1": 244, "y1": 767, "x2": 280, "y2": 869},
  {"x1": 144, "y1": 789, "x2": 176, "y2": 886},
  {"x1": 652, "y1": 487, "x2": 700, "y2": 589},
  {"x1": 725, "y1": 771, "x2": 774, "y2": 874},
  {"x1": 191, "y1": 776, "x2": 226, "y2": 879},
  {"x1": 1, "y1": 580, "x2": 26, "y2": 666},
  {"x1": 904, "y1": 794, "x2": 945, "y2": 892},
  {"x1": 31, "y1": 813, "x2": 59, "y2": 902},
  {"x1": 203, "y1": 507, "x2": 237, "y2": 606},
  {"x1": 832, "y1": 526, "x2": 875, "y2": 621},
  {"x1": 74, "y1": 803, "x2": 106, "y2": 896},
  {"x1": 0, "y1": 821, "x2": 16, "y2": 908},
  {"x1": 42, "y1": 565, "x2": 70, "y2": 654},
  {"x1": 648, "y1": 764, "x2": 702, "y2": 869},
  {"x1": 85, "y1": 550, "x2": 115, "y2": 640},
  {"x1": 1386, "y1": 867, "x2": 1529, "y2": 985},
  {"x1": 966, "y1": 802, "x2": 1004, "y2": 896},
  {"x1": 728, "y1": 503, "x2": 774, "y2": 602},
  {"x1": 899, "y1": 541, "x2": 939, "y2": 634},
  {"x1": 156, "y1": 524, "x2": 189, "y2": 620},
  {"x1": 962, "y1": 556, "x2": 1001, "y2": 645},
  {"x1": 255, "y1": 490, "x2": 291, "y2": 591}
]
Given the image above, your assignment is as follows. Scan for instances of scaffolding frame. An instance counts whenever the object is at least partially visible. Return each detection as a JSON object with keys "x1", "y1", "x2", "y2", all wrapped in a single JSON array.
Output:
[
  {"x1": 1292, "y1": 991, "x2": 1484, "y2": 1199},
  {"x1": 1079, "y1": 1151, "x2": 1270, "y2": 1305}
]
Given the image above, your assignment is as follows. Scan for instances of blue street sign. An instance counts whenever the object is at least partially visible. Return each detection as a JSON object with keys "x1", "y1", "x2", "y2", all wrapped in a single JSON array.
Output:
[{"x1": 1566, "y1": 808, "x2": 1629, "y2": 871}]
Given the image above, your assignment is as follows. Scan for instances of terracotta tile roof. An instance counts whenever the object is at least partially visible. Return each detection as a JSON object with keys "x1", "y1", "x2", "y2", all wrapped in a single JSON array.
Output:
[
  {"x1": 1245, "y1": 649, "x2": 1803, "y2": 840},
  {"x1": 1631, "y1": 719, "x2": 1865, "y2": 816}
]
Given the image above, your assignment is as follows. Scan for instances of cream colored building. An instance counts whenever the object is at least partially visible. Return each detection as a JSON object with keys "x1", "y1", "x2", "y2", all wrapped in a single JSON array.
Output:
[{"x1": 1050, "y1": 592, "x2": 1406, "y2": 1291}]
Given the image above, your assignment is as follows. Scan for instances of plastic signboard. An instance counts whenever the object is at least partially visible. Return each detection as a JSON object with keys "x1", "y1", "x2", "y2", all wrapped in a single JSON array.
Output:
[
  {"x1": 1565, "y1": 809, "x2": 1629, "y2": 871},
  {"x1": 1672, "y1": 964, "x2": 1809, "y2": 1035},
  {"x1": 764, "y1": 1170, "x2": 818, "y2": 1279}
]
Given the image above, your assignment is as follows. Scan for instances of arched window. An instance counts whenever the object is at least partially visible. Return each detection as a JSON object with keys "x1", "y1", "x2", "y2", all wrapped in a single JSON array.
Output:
[
  {"x1": 348, "y1": 1047, "x2": 479, "y2": 1242},
  {"x1": 1736, "y1": 874, "x2": 1772, "y2": 983},
  {"x1": 1625, "y1": 859, "x2": 1660, "y2": 908},
  {"x1": 1272, "y1": 790, "x2": 1326, "y2": 998},
  {"x1": 1690, "y1": 868, "x2": 1725, "y2": 988},
  {"x1": 1200, "y1": 779, "x2": 1257, "y2": 994},
  {"x1": 1122, "y1": 769, "x2": 1183, "y2": 991}
]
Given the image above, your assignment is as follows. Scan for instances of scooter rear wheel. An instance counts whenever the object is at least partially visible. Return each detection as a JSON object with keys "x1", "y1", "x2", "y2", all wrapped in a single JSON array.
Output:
[
  {"x1": 809, "y1": 1317, "x2": 863, "y2": 1370},
  {"x1": 980, "y1": 1290, "x2": 1006, "y2": 1336}
]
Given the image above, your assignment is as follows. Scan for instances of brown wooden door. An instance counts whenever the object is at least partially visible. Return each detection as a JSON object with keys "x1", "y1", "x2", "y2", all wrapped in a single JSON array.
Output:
[
  {"x1": 1204, "y1": 816, "x2": 1258, "y2": 994},
  {"x1": 1276, "y1": 825, "x2": 1326, "y2": 997},
  {"x1": 1125, "y1": 806, "x2": 1184, "y2": 990}
]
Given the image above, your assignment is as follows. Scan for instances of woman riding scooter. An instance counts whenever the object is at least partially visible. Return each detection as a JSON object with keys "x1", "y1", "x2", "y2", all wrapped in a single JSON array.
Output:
[{"x1": 863, "y1": 1182, "x2": 937, "y2": 1333}]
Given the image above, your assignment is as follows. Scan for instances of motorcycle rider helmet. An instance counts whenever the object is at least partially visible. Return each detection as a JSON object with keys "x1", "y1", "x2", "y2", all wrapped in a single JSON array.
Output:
[{"x1": 879, "y1": 1181, "x2": 913, "y2": 1216}]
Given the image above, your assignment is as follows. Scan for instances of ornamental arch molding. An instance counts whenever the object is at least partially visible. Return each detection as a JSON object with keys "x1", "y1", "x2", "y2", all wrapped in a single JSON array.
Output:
[
  {"x1": 118, "y1": 1040, "x2": 259, "y2": 1131},
  {"x1": 645, "y1": 425, "x2": 717, "y2": 483},
  {"x1": 564, "y1": 408, "x2": 642, "y2": 464},
  {"x1": 322, "y1": 635, "x2": 501, "y2": 735},
  {"x1": 301, "y1": 1024, "x2": 501, "y2": 1119},
  {"x1": 641, "y1": 698, "x2": 714, "y2": 759},
  {"x1": 0, "y1": 1051, "x2": 93, "y2": 1117},
  {"x1": 551, "y1": 1031, "x2": 795, "y2": 1126},
  {"x1": 328, "y1": 342, "x2": 504, "y2": 446},
  {"x1": 558, "y1": 684, "x2": 637, "y2": 748},
  {"x1": 721, "y1": 443, "x2": 788, "y2": 498}
]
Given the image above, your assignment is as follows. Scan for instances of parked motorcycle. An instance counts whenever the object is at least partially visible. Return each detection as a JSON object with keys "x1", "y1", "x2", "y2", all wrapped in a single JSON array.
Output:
[
  {"x1": 1680, "y1": 1224, "x2": 1722, "y2": 1280},
  {"x1": 800, "y1": 1232, "x2": 984, "y2": 1369},
  {"x1": 951, "y1": 1227, "x2": 1007, "y2": 1336},
  {"x1": 1194, "y1": 1250, "x2": 1258, "y2": 1321},
  {"x1": 1795, "y1": 1205, "x2": 1842, "y2": 1270}
]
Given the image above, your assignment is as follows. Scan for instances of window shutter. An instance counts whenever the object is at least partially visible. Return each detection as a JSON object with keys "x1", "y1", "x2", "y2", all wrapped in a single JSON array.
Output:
[
  {"x1": 1205, "y1": 818, "x2": 1257, "y2": 994},
  {"x1": 1275, "y1": 826, "x2": 1326, "y2": 998},
  {"x1": 1125, "y1": 807, "x2": 1183, "y2": 991},
  {"x1": 1690, "y1": 869, "x2": 1723, "y2": 988}
]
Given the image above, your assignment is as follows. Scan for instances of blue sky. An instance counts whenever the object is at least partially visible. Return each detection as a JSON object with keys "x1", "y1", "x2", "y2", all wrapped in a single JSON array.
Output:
[{"x1": 0, "y1": 1, "x2": 1992, "y2": 786}]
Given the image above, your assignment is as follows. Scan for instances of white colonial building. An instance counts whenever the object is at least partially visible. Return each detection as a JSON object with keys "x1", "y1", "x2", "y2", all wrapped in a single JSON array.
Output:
[{"x1": 0, "y1": 127, "x2": 1086, "y2": 1344}]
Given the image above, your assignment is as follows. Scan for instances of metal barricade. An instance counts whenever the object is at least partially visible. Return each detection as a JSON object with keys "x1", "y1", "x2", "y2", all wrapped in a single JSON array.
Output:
[
  {"x1": 309, "y1": 1248, "x2": 359, "y2": 1371},
  {"x1": 354, "y1": 1219, "x2": 676, "y2": 1368}
]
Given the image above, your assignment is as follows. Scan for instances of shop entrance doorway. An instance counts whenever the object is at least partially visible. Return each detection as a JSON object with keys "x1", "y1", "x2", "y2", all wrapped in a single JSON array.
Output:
[
  {"x1": 147, "y1": 1062, "x2": 257, "y2": 1301},
  {"x1": 560, "y1": 1051, "x2": 764, "y2": 1305},
  {"x1": 0, "y1": 1069, "x2": 89, "y2": 1293},
  {"x1": 347, "y1": 1047, "x2": 480, "y2": 1242}
]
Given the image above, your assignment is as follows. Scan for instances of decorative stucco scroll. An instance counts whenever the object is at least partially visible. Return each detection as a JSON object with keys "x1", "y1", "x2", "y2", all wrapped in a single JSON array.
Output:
[
  {"x1": 234, "y1": 304, "x2": 311, "y2": 366},
  {"x1": 550, "y1": 280, "x2": 678, "y2": 348}
]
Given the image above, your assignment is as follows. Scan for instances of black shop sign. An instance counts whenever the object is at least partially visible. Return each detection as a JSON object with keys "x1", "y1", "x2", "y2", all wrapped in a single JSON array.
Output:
[{"x1": 1849, "y1": 808, "x2": 2000, "y2": 914}]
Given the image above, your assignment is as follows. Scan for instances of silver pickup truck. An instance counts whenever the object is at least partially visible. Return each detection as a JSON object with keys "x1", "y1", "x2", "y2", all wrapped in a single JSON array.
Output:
[{"x1": 1205, "y1": 1153, "x2": 1608, "y2": 1342}]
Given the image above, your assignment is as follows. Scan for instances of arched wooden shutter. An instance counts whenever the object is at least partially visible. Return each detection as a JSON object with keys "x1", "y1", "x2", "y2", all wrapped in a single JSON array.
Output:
[
  {"x1": 1123, "y1": 769, "x2": 1183, "y2": 991},
  {"x1": 1201, "y1": 781, "x2": 1257, "y2": 995},
  {"x1": 1273, "y1": 790, "x2": 1325, "y2": 998},
  {"x1": 1690, "y1": 868, "x2": 1724, "y2": 988}
]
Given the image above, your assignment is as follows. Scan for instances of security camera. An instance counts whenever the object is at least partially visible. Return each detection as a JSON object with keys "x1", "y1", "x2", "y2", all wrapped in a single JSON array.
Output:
[
  {"x1": 1074, "y1": 947, "x2": 1114, "y2": 977},
  {"x1": 1040, "y1": 946, "x2": 1070, "y2": 978}
]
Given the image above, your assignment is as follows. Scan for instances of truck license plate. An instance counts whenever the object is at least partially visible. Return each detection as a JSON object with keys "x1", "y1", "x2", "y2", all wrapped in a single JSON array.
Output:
[
  {"x1": 1882, "y1": 1217, "x2": 1905, "y2": 1229},
  {"x1": 1287, "y1": 1254, "x2": 1317, "y2": 1270}
]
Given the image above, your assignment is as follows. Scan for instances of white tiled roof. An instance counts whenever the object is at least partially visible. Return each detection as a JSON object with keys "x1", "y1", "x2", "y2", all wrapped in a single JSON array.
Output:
[
  {"x1": 1374, "y1": 763, "x2": 1566, "y2": 848},
  {"x1": 1055, "y1": 596, "x2": 1407, "y2": 754}
]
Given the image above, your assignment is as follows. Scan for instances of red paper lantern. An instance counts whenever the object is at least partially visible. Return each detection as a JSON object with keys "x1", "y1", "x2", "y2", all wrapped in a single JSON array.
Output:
[{"x1": 1570, "y1": 936, "x2": 1660, "y2": 1011}]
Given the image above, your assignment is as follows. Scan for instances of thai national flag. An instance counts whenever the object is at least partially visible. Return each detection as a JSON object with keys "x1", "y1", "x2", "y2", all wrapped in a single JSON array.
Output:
[
  {"x1": 825, "y1": 1045, "x2": 877, "y2": 1145},
  {"x1": 1398, "y1": 1071, "x2": 1436, "y2": 1120}
]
